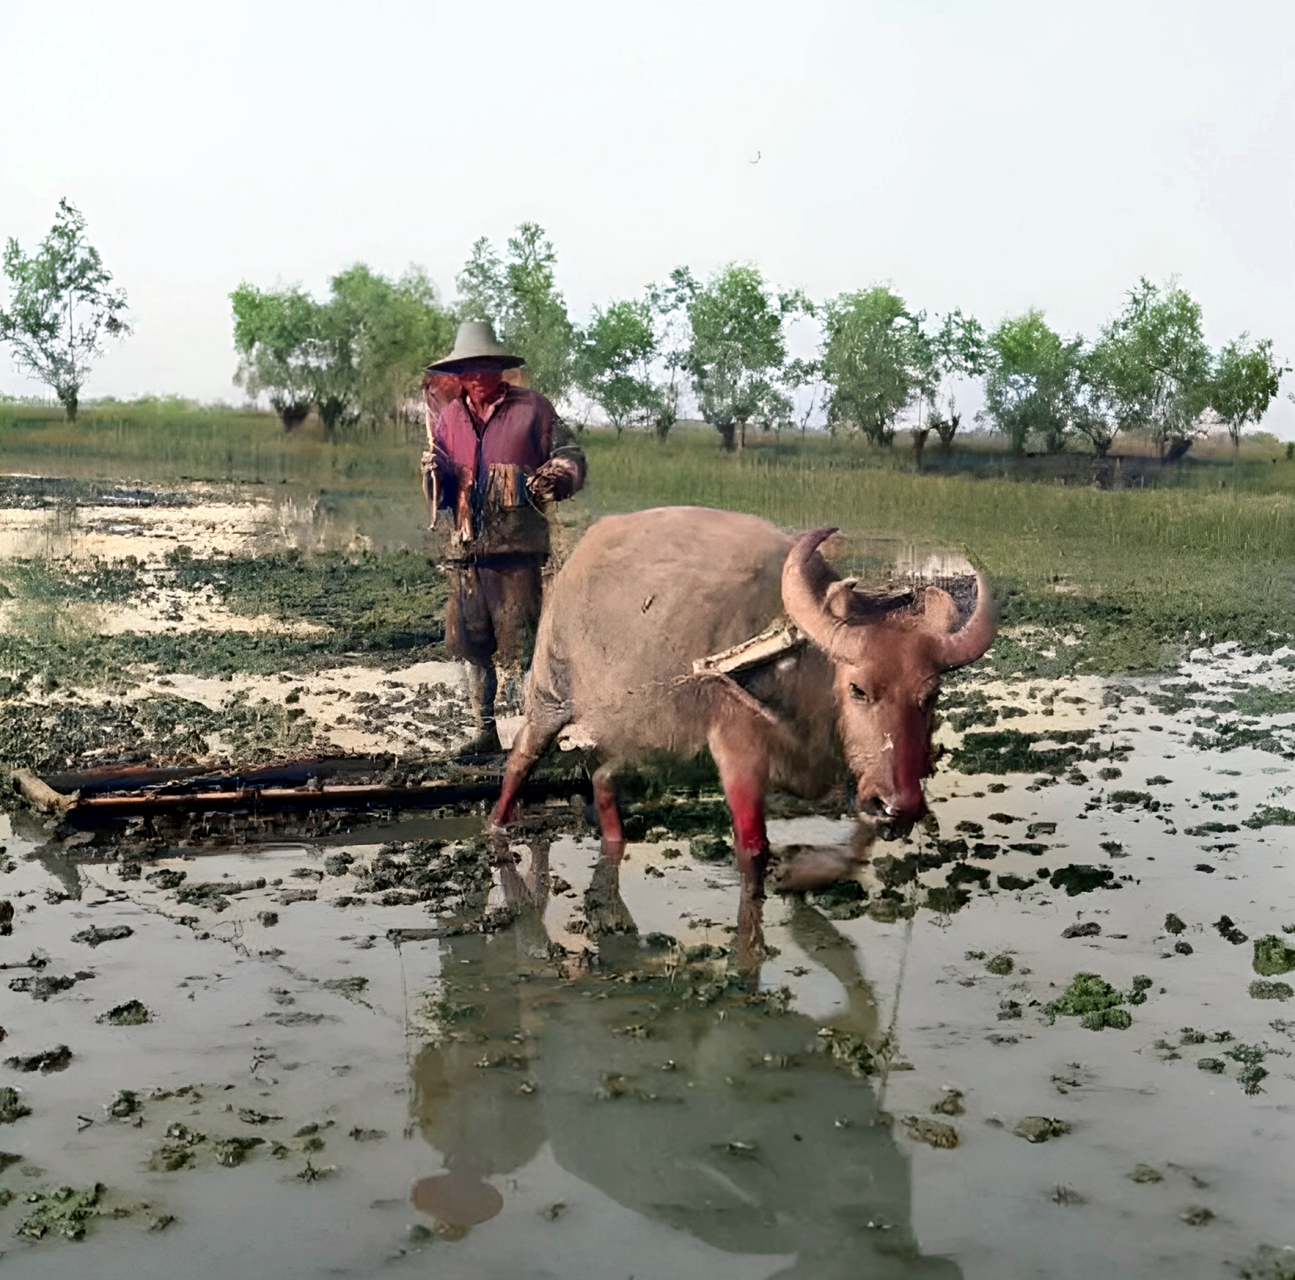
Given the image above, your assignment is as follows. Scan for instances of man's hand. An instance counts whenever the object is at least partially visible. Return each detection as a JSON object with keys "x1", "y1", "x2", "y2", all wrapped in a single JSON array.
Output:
[
  {"x1": 527, "y1": 470, "x2": 557, "y2": 505},
  {"x1": 529, "y1": 457, "x2": 581, "y2": 506}
]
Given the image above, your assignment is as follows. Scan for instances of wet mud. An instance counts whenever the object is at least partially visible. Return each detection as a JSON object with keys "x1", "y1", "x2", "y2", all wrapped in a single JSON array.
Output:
[{"x1": 1, "y1": 476, "x2": 1294, "y2": 1277}]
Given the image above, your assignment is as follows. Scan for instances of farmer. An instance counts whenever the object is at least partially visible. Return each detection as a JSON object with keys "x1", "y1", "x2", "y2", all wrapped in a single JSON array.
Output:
[{"x1": 422, "y1": 320, "x2": 585, "y2": 752}]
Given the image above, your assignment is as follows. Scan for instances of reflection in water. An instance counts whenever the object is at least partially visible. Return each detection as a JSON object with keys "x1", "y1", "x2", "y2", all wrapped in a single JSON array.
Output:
[{"x1": 412, "y1": 839, "x2": 961, "y2": 1278}]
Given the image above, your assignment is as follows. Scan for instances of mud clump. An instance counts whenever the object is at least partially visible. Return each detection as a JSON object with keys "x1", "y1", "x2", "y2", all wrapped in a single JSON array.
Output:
[
  {"x1": 146, "y1": 869, "x2": 186, "y2": 891},
  {"x1": 97, "y1": 1000, "x2": 152, "y2": 1026},
  {"x1": 10, "y1": 973, "x2": 92, "y2": 1001},
  {"x1": 949, "y1": 729, "x2": 1097, "y2": 777},
  {"x1": 70, "y1": 924, "x2": 134, "y2": 948},
  {"x1": 986, "y1": 954, "x2": 1014, "y2": 975},
  {"x1": 817, "y1": 1028, "x2": 875, "y2": 1077},
  {"x1": 1062, "y1": 922, "x2": 1101, "y2": 939},
  {"x1": 903, "y1": 1116, "x2": 959, "y2": 1149},
  {"x1": 1216, "y1": 915, "x2": 1249, "y2": 946},
  {"x1": 1050, "y1": 864, "x2": 1116, "y2": 896},
  {"x1": 1013, "y1": 1116, "x2": 1070, "y2": 1143},
  {"x1": 1165, "y1": 913, "x2": 1187, "y2": 935},
  {"x1": 805, "y1": 879, "x2": 868, "y2": 920},
  {"x1": 1253, "y1": 936, "x2": 1295, "y2": 977},
  {"x1": 997, "y1": 873, "x2": 1032, "y2": 891},
  {"x1": 348, "y1": 839, "x2": 492, "y2": 910},
  {"x1": 0, "y1": 1087, "x2": 32, "y2": 1123},
  {"x1": 4, "y1": 1045, "x2": 72, "y2": 1074},
  {"x1": 150, "y1": 1122, "x2": 206, "y2": 1170},
  {"x1": 14, "y1": 1184, "x2": 105, "y2": 1241},
  {"x1": 689, "y1": 834, "x2": 731, "y2": 863},
  {"x1": 106, "y1": 1090, "x2": 140, "y2": 1119},
  {"x1": 1238, "y1": 1245, "x2": 1295, "y2": 1279},
  {"x1": 932, "y1": 1089, "x2": 965, "y2": 1116},
  {"x1": 214, "y1": 1136, "x2": 265, "y2": 1167}
]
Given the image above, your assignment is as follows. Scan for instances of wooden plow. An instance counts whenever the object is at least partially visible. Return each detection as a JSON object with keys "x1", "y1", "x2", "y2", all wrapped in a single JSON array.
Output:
[{"x1": 5, "y1": 755, "x2": 589, "y2": 822}]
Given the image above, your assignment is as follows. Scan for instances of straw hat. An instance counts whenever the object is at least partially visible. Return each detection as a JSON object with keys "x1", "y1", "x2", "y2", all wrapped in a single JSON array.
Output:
[{"x1": 425, "y1": 321, "x2": 525, "y2": 374}]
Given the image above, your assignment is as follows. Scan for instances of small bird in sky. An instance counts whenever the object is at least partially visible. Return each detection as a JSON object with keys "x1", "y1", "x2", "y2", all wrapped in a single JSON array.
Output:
[{"x1": 749, "y1": 150, "x2": 761, "y2": 164}]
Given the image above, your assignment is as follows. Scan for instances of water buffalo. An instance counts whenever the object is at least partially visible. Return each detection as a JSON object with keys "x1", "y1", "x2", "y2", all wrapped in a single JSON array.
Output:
[{"x1": 491, "y1": 506, "x2": 995, "y2": 886}]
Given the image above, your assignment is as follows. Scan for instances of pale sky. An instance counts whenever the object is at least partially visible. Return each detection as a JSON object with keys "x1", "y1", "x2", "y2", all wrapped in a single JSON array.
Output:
[{"x1": 2, "y1": 0, "x2": 1293, "y2": 434}]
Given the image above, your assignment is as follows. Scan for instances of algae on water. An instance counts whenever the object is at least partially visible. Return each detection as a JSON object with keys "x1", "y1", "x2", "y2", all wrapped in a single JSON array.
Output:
[
  {"x1": 1254, "y1": 935, "x2": 1295, "y2": 977},
  {"x1": 1045, "y1": 973, "x2": 1140, "y2": 1030}
]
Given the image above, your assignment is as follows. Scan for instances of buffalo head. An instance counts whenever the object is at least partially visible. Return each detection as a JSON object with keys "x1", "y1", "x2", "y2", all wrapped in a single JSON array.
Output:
[{"x1": 781, "y1": 527, "x2": 997, "y2": 827}]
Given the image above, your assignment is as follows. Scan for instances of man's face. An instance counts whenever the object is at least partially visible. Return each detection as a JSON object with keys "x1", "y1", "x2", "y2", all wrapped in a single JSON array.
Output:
[{"x1": 459, "y1": 365, "x2": 504, "y2": 403}]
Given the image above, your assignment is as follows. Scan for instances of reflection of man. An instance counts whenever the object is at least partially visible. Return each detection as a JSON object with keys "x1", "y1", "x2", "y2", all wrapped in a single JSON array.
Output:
[{"x1": 423, "y1": 321, "x2": 586, "y2": 752}]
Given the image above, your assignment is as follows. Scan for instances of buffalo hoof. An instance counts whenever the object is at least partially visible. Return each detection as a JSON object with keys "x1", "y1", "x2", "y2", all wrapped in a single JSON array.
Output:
[{"x1": 774, "y1": 846, "x2": 863, "y2": 893}]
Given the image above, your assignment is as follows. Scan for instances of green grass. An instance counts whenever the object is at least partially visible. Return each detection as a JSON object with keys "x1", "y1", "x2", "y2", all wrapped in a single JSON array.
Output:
[{"x1": 4, "y1": 404, "x2": 1295, "y2": 674}]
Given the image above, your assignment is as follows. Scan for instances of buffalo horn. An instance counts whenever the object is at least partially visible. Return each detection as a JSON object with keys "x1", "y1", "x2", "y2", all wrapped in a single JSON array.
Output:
[
  {"x1": 933, "y1": 571, "x2": 997, "y2": 669},
  {"x1": 781, "y1": 527, "x2": 853, "y2": 658}
]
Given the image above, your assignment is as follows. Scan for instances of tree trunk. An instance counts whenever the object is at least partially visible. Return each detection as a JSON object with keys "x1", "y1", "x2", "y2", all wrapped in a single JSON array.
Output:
[
  {"x1": 718, "y1": 423, "x2": 737, "y2": 451},
  {"x1": 912, "y1": 427, "x2": 930, "y2": 473}
]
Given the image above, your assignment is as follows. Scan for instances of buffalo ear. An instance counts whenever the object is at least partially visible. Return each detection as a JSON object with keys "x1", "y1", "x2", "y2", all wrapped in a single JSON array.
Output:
[
  {"x1": 923, "y1": 585, "x2": 959, "y2": 633},
  {"x1": 825, "y1": 578, "x2": 859, "y2": 620}
]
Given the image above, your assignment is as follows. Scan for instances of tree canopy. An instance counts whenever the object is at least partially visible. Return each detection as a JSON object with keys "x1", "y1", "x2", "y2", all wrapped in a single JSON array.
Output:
[
  {"x1": 980, "y1": 309, "x2": 1082, "y2": 453},
  {"x1": 1211, "y1": 335, "x2": 1288, "y2": 452},
  {"x1": 216, "y1": 228, "x2": 1288, "y2": 456},
  {"x1": 456, "y1": 223, "x2": 575, "y2": 402},
  {"x1": 1094, "y1": 277, "x2": 1212, "y2": 455},
  {"x1": 230, "y1": 266, "x2": 453, "y2": 434},
  {"x1": 674, "y1": 264, "x2": 802, "y2": 450},
  {"x1": 574, "y1": 298, "x2": 659, "y2": 434},
  {"x1": 820, "y1": 286, "x2": 930, "y2": 446},
  {"x1": 0, "y1": 199, "x2": 131, "y2": 422}
]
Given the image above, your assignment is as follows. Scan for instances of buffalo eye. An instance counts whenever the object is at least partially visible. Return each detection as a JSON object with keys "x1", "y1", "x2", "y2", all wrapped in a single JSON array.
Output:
[{"x1": 849, "y1": 683, "x2": 873, "y2": 704}]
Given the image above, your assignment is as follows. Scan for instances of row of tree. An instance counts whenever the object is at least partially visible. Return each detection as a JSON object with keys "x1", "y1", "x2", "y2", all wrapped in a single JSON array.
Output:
[
  {"x1": 2, "y1": 202, "x2": 1284, "y2": 453},
  {"x1": 234, "y1": 224, "x2": 1286, "y2": 455}
]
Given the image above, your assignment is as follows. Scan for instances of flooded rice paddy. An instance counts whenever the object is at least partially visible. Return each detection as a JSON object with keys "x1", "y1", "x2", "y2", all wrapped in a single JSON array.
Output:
[{"x1": 1, "y1": 476, "x2": 1294, "y2": 1278}]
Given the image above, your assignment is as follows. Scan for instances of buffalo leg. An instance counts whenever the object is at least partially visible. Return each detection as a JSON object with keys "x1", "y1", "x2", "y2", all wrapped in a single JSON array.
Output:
[
  {"x1": 490, "y1": 714, "x2": 566, "y2": 828},
  {"x1": 708, "y1": 724, "x2": 770, "y2": 893},
  {"x1": 592, "y1": 763, "x2": 625, "y2": 855}
]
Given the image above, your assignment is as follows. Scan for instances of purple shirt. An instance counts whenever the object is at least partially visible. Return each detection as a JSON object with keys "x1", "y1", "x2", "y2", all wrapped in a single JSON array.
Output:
[{"x1": 431, "y1": 385, "x2": 584, "y2": 559}]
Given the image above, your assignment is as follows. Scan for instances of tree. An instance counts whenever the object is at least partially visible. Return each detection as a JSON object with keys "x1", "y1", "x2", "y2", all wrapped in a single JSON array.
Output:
[
  {"x1": 924, "y1": 309, "x2": 986, "y2": 452},
  {"x1": 232, "y1": 266, "x2": 454, "y2": 436},
  {"x1": 675, "y1": 264, "x2": 801, "y2": 450},
  {"x1": 456, "y1": 223, "x2": 575, "y2": 403},
  {"x1": 330, "y1": 264, "x2": 455, "y2": 435},
  {"x1": 820, "y1": 286, "x2": 929, "y2": 446},
  {"x1": 1211, "y1": 335, "x2": 1287, "y2": 453},
  {"x1": 0, "y1": 199, "x2": 130, "y2": 422},
  {"x1": 574, "y1": 298, "x2": 659, "y2": 434},
  {"x1": 230, "y1": 283, "x2": 323, "y2": 430},
  {"x1": 980, "y1": 309, "x2": 1081, "y2": 453},
  {"x1": 1094, "y1": 277, "x2": 1212, "y2": 456}
]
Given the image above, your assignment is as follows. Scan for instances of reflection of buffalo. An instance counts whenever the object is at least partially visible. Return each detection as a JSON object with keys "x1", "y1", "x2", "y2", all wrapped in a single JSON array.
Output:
[{"x1": 413, "y1": 844, "x2": 961, "y2": 1279}]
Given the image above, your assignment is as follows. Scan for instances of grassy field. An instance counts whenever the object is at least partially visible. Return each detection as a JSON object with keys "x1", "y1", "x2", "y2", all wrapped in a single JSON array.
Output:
[{"x1": 4, "y1": 402, "x2": 1294, "y2": 675}]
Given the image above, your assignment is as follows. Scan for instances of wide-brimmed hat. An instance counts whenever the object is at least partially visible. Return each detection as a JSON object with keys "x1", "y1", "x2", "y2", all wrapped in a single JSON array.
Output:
[{"x1": 425, "y1": 321, "x2": 525, "y2": 374}]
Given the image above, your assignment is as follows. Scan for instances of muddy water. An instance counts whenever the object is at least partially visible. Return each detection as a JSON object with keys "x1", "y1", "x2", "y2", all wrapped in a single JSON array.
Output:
[
  {"x1": 3, "y1": 478, "x2": 1295, "y2": 1275},
  {"x1": 2, "y1": 657, "x2": 1294, "y2": 1278}
]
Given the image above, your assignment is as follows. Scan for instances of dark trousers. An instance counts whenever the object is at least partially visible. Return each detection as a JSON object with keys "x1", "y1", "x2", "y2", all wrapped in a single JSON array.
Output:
[{"x1": 444, "y1": 554, "x2": 545, "y2": 668}]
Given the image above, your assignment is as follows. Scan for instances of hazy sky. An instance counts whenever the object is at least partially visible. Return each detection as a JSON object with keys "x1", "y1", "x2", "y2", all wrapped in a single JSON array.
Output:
[{"x1": 3, "y1": 0, "x2": 1293, "y2": 433}]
